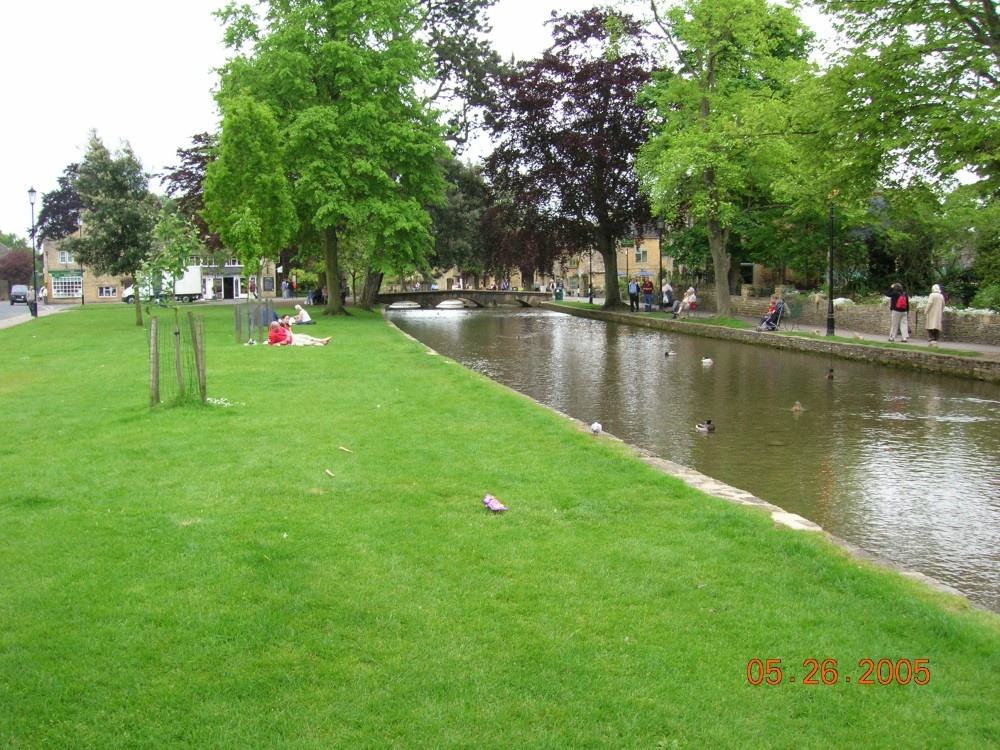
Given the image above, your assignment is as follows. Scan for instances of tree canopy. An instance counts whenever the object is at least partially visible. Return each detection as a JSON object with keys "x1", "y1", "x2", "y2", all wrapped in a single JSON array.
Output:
[
  {"x1": 66, "y1": 132, "x2": 160, "y2": 325},
  {"x1": 35, "y1": 163, "x2": 84, "y2": 245},
  {"x1": 161, "y1": 133, "x2": 224, "y2": 254},
  {"x1": 203, "y1": 95, "x2": 297, "y2": 276},
  {"x1": 638, "y1": 0, "x2": 815, "y2": 314},
  {"x1": 484, "y1": 8, "x2": 653, "y2": 307},
  {"x1": 815, "y1": 0, "x2": 1000, "y2": 191},
  {"x1": 214, "y1": 0, "x2": 449, "y2": 313}
]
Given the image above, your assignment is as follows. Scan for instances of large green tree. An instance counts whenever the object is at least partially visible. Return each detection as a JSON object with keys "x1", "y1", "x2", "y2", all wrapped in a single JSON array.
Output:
[
  {"x1": 202, "y1": 95, "x2": 297, "y2": 279},
  {"x1": 66, "y1": 132, "x2": 160, "y2": 326},
  {"x1": 427, "y1": 156, "x2": 490, "y2": 278},
  {"x1": 638, "y1": 0, "x2": 814, "y2": 315},
  {"x1": 815, "y1": 0, "x2": 1000, "y2": 191},
  {"x1": 215, "y1": 0, "x2": 449, "y2": 314},
  {"x1": 484, "y1": 8, "x2": 653, "y2": 308}
]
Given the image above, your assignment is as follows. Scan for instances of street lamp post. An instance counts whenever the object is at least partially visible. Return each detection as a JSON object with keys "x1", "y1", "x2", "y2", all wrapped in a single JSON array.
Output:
[
  {"x1": 656, "y1": 218, "x2": 665, "y2": 309},
  {"x1": 77, "y1": 214, "x2": 85, "y2": 305},
  {"x1": 827, "y1": 191, "x2": 838, "y2": 336},
  {"x1": 28, "y1": 187, "x2": 38, "y2": 318}
]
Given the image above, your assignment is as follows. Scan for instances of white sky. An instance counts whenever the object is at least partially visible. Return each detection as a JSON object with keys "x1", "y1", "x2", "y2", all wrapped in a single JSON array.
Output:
[{"x1": 0, "y1": 0, "x2": 831, "y2": 240}]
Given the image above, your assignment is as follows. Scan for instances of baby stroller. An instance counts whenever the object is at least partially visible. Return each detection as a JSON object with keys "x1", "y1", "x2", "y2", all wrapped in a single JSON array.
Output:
[{"x1": 756, "y1": 298, "x2": 786, "y2": 331}]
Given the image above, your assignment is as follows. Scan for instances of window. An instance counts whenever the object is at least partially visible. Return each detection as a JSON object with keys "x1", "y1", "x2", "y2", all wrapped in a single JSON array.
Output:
[
  {"x1": 52, "y1": 275, "x2": 82, "y2": 299},
  {"x1": 58, "y1": 250, "x2": 75, "y2": 264},
  {"x1": 635, "y1": 249, "x2": 648, "y2": 264},
  {"x1": 225, "y1": 258, "x2": 241, "y2": 267},
  {"x1": 98, "y1": 286, "x2": 118, "y2": 299}
]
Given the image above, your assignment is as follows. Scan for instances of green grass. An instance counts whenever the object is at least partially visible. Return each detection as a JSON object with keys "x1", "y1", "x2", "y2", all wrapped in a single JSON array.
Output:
[{"x1": 1, "y1": 304, "x2": 998, "y2": 749}]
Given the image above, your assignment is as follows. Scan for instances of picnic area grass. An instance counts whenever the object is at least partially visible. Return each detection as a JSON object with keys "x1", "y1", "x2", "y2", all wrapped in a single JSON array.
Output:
[{"x1": 1, "y1": 303, "x2": 998, "y2": 748}]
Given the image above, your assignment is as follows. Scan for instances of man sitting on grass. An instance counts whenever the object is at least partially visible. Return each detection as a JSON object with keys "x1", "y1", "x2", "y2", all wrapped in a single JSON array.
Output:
[{"x1": 267, "y1": 321, "x2": 330, "y2": 346}]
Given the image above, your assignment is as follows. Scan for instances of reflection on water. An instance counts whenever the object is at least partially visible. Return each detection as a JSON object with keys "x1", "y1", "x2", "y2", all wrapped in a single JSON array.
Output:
[{"x1": 390, "y1": 308, "x2": 1000, "y2": 612}]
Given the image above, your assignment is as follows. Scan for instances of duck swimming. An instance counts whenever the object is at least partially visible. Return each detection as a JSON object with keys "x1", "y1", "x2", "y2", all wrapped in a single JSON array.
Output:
[
  {"x1": 665, "y1": 350, "x2": 676, "y2": 356},
  {"x1": 792, "y1": 401, "x2": 804, "y2": 413},
  {"x1": 695, "y1": 419, "x2": 715, "y2": 433},
  {"x1": 701, "y1": 357, "x2": 713, "y2": 366},
  {"x1": 826, "y1": 368, "x2": 834, "y2": 380}
]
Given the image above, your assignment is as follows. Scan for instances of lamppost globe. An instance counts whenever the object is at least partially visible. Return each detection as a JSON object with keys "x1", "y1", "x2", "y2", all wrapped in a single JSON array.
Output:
[{"x1": 28, "y1": 187, "x2": 38, "y2": 319}]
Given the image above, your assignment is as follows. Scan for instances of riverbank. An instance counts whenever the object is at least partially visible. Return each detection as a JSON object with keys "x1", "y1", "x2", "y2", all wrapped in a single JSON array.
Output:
[
  {"x1": 1, "y1": 304, "x2": 998, "y2": 747},
  {"x1": 546, "y1": 301, "x2": 1000, "y2": 382}
]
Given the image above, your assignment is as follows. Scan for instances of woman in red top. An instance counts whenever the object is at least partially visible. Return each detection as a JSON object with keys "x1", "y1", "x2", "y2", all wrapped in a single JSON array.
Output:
[{"x1": 267, "y1": 321, "x2": 329, "y2": 346}]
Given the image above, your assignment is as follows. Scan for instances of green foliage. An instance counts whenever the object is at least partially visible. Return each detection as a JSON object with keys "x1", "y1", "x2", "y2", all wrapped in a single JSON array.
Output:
[
  {"x1": 427, "y1": 156, "x2": 489, "y2": 275},
  {"x1": 0, "y1": 231, "x2": 30, "y2": 251},
  {"x1": 640, "y1": 0, "x2": 816, "y2": 313},
  {"x1": 971, "y1": 283, "x2": 1000, "y2": 311},
  {"x1": 815, "y1": 0, "x2": 1000, "y2": 192},
  {"x1": 203, "y1": 95, "x2": 297, "y2": 273},
  {"x1": 287, "y1": 268, "x2": 319, "y2": 294},
  {"x1": 67, "y1": 132, "x2": 159, "y2": 280},
  {"x1": 136, "y1": 207, "x2": 205, "y2": 302},
  {"x1": 216, "y1": 0, "x2": 449, "y2": 311}
]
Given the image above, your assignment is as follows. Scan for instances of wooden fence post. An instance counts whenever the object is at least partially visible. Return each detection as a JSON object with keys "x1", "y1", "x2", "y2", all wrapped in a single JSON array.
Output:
[
  {"x1": 189, "y1": 312, "x2": 207, "y2": 403},
  {"x1": 149, "y1": 316, "x2": 160, "y2": 407}
]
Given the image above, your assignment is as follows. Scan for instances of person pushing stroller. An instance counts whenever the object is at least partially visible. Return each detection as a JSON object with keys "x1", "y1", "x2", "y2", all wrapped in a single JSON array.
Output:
[{"x1": 756, "y1": 295, "x2": 785, "y2": 331}]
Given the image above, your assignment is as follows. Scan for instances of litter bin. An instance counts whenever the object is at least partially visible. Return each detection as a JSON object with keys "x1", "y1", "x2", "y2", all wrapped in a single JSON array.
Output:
[{"x1": 554, "y1": 289, "x2": 563, "y2": 301}]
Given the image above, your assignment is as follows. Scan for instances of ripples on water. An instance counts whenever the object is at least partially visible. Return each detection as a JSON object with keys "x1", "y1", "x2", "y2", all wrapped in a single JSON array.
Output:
[{"x1": 390, "y1": 308, "x2": 1000, "y2": 612}]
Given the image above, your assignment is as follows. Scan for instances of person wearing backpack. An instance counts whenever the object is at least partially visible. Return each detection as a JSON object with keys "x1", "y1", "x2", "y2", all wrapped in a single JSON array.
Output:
[{"x1": 886, "y1": 282, "x2": 910, "y2": 342}]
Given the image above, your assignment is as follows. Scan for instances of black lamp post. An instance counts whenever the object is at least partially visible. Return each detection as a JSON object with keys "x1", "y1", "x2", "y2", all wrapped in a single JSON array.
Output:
[
  {"x1": 77, "y1": 214, "x2": 85, "y2": 305},
  {"x1": 826, "y1": 190, "x2": 838, "y2": 336},
  {"x1": 588, "y1": 248, "x2": 594, "y2": 304},
  {"x1": 28, "y1": 187, "x2": 38, "y2": 318},
  {"x1": 656, "y1": 218, "x2": 665, "y2": 308}
]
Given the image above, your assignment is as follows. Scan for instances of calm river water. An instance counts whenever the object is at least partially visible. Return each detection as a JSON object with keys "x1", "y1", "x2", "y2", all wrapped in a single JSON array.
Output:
[{"x1": 390, "y1": 308, "x2": 1000, "y2": 612}]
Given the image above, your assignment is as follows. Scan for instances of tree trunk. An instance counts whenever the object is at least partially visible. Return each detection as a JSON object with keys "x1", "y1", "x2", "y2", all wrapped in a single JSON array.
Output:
[
  {"x1": 707, "y1": 216, "x2": 731, "y2": 316},
  {"x1": 133, "y1": 294, "x2": 143, "y2": 327},
  {"x1": 361, "y1": 269, "x2": 383, "y2": 310},
  {"x1": 322, "y1": 226, "x2": 347, "y2": 315},
  {"x1": 597, "y1": 228, "x2": 621, "y2": 308}
]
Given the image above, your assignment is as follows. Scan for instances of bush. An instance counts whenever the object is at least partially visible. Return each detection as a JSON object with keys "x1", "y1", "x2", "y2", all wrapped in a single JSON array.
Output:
[{"x1": 970, "y1": 284, "x2": 1000, "y2": 313}]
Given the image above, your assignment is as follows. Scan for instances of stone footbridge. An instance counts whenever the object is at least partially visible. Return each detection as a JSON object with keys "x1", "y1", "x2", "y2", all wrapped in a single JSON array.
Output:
[{"x1": 377, "y1": 289, "x2": 554, "y2": 308}]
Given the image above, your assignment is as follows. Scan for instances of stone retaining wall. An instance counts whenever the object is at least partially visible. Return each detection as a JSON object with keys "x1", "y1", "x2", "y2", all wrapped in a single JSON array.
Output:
[
  {"x1": 693, "y1": 290, "x2": 1000, "y2": 346},
  {"x1": 546, "y1": 303, "x2": 1000, "y2": 383}
]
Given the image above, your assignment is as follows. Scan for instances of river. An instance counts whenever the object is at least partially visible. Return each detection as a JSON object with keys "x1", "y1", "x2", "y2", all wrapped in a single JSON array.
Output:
[{"x1": 389, "y1": 307, "x2": 1000, "y2": 612}]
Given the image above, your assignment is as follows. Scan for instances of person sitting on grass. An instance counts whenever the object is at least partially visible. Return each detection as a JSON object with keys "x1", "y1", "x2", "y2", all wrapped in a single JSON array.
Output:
[
  {"x1": 267, "y1": 321, "x2": 330, "y2": 346},
  {"x1": 291, "y1": 304, "x2": 315, "y2": 325}
]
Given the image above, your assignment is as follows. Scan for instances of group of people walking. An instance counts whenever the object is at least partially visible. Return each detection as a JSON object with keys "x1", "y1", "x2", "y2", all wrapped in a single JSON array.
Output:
[{"x1": 886, "y1": 282, "x2": 946, "y2": 346}]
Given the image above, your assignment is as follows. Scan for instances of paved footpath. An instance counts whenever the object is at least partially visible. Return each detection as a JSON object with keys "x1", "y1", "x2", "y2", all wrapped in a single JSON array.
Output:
[
  {"x1": 576, "y1": 296, "x2": 1000, "y2": 358},
  {"x1": 0, "y1": 302, "x2": 76, "y2": 330}
]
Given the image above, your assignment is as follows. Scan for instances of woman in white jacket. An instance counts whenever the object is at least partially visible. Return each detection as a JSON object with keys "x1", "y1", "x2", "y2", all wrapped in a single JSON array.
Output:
[{"x1": 924, "y1": 284, "x2": 945, "y2": 346}]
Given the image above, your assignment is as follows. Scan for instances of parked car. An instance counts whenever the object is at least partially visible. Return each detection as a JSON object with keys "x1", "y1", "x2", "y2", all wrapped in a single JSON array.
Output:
[{"x1": 10, "y1": 284, "x2": 29, "y2": 304}]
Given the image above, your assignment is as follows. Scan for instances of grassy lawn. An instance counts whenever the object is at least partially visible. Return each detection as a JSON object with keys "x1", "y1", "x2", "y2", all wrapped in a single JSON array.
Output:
[{"x1": 2, "y1": 304, "x2": 998, "y2": 748}]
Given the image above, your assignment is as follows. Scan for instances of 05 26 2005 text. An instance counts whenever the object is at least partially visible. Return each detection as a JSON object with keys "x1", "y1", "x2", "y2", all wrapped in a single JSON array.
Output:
[{"x1": 746, "y1": 658, "x2": 930, "y2": 686}]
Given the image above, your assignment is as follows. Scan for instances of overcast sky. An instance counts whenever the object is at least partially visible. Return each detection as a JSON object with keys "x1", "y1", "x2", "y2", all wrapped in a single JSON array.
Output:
[{"x1": 0, "y1": 0, "x2": 831, "y2": 240}]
